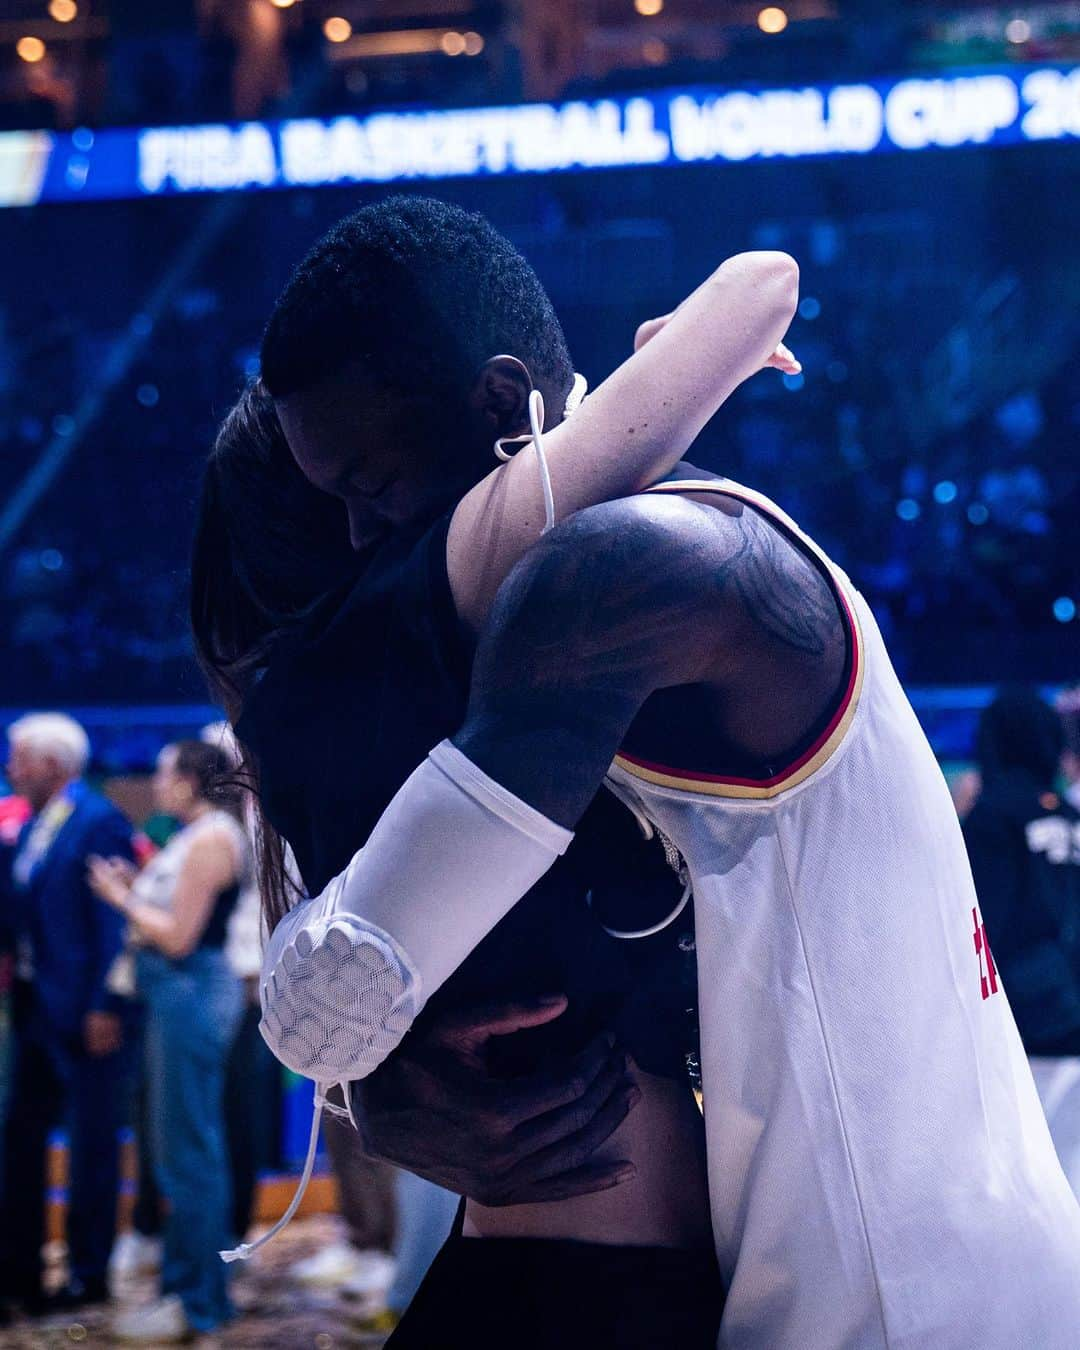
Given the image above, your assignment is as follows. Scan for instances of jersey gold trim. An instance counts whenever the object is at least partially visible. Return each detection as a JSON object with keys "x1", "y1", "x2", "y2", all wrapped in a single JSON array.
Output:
[{"x1": 611, "y1": 479, "x2": 865, "y2": 800}]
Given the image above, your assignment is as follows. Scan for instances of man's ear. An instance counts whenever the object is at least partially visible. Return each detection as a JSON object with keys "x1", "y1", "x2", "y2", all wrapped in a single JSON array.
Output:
[{"x1": 469, "y1": 355, "x2": 533, "y2": 438}]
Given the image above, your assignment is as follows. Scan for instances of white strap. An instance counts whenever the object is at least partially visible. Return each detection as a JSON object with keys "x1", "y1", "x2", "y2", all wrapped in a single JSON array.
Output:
[
  {"x1": 492, "y1": 370, "x2": 588, "y2": 536},
  {"x1": 592, "y1": 778, "x2": 693, "y2": 941},
  {"x1": 588, "y1": 874, "x2": 692, "y2": 941},
  {"x1": 220, "y1": 1082, "x2": 340, "y2": 1263},
  {"x1": 493, "y1": 390, "x2": 555, "y2": 533}
]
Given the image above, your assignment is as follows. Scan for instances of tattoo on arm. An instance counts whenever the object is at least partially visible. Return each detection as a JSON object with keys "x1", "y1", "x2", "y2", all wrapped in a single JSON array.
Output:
[
  {"x1": 454, "y1": 493, "x2": 844, "y2": 826},
  {"x1": 731, "y1": 507, "x2": 843, "y2": 658},
  {"x1": 455, "y1": 496, "x2": 752, "y2": 824}
]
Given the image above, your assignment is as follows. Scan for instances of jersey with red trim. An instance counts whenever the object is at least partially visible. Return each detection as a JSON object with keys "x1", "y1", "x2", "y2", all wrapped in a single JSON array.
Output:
[{"x1": 608, "y1": 480, "x2": 1080, "y2": 1349}]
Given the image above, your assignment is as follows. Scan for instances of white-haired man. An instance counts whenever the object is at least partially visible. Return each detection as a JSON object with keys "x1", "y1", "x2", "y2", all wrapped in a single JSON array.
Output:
[{"x1": 0, "y1": 713, "x2": 134, "y2": 1320}]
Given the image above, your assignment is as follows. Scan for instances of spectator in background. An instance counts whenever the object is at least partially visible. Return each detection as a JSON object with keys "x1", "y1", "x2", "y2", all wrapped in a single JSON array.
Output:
[
  {"x1": 88, "y1": 741, "x2": 246, "y2": 1343},
  {"x1": 0, "y1": 793, "x2": 30, "y2": 847},
  {"x1": 964, "y1": 688, "x2": 1080, "y2": 1195},
  {"x1": 1058, "y1": 687, "x2": 1080, "y2": 812},
  {"x1": 201, "y1": 720, "x2": 280, "y2": 1247},
  {"x1": 0, "y1": 788, "x2": 30, "y2": 1172},
  {"x1": 0, "y1": 714, "x2": 133, "y2": 1319}
]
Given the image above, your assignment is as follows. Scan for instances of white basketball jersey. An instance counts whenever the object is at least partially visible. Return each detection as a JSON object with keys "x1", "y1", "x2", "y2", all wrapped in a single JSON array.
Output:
[{"x1": 607, "y1": 480, "x2": 1080, "y2": 1349}]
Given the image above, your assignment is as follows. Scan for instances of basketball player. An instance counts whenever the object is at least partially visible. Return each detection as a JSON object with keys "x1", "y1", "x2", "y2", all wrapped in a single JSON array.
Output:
[
  {"x1": 196, "y1": 197, "x2": 803, "y2": 1346},
  {"x1": 256, "y1": 264, "x2": 1080, "y2": 1347}
]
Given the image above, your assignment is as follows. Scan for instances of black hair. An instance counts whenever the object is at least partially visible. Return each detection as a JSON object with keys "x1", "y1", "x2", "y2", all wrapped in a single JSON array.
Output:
[
  {"x1": 260, "y1": 195, "x2": 574, "y2": 406},
  {"x1": 171, "y1": 739, "x2": 235, "y2": 805},
  {"x1": 190, "y1": 382, "x2": 358, "y2": 928},
  {"x1": 976, "y1": 686, "x2": 1065, "y2": 787},
  {"x1": 190, "y1": 379, "x2": 357, "y2": 720}
]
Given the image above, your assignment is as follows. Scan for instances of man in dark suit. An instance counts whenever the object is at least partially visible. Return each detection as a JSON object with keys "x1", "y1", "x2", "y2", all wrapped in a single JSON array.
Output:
[{"x1": 0, "y1": 713, "x2": 133, "y2": 1317}]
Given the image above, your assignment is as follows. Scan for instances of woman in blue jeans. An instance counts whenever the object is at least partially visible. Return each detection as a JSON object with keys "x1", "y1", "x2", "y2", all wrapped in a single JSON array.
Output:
[{"x1": 89, "y1": 740, "x2": 247, "y2": 1343}]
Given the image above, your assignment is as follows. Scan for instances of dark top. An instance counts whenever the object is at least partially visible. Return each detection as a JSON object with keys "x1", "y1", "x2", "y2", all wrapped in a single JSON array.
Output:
[
  {"x1": 198, "y1": 880, "x2": 240, "y2": 952},
  {"x1": 3, "y1": 783, "x2": 134, "y2": 1041},
  {"x1": 239, "y1": 513, "x2": 695, "y2": 1078},
  {"x1": 964, "y1": 771, "x2": 1080, "y2": 1056}
]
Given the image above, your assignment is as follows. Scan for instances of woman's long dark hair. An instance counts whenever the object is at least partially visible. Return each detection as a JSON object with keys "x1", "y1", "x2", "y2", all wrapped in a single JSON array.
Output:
[{"x1": 191, "y1": 381, "x2": 357, "y2": 928}]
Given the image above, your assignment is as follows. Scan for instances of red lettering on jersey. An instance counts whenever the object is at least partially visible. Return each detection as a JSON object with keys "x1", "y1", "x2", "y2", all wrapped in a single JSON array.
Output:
[{"x1": 973, "y1": 907, "x2": 999, "y2": 1000}]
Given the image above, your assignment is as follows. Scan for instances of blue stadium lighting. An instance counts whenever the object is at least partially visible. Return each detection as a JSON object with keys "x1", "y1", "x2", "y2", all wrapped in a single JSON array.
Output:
[
  {"x1": 782, "y1": 371, "x2": 805, "y2": 391},
  {"x1": 897, "y1": 499, "x2": 921, "y2": 521},
  {"x1": 51, "y1": 414, "x2": 74, "y2": 437},
  {"x1": 39, "y1": 549, "x2": 63, "y2": 572},
  {"x1": 798, "y1": 296, "x2": 821, "y2": 320},
  {"x1": 1, "y1": 63, "x2": 1076, "y2": 208},
  {"x1": 72, "y1": 127, "x2": 94, "y2": 152},
  {"x1": 136, "y1": 383, "x2": 160, "y2": 408},
  {"x1": 967, "y1": 503, "x2": 990, "y2": 525},
  {"x1": 1053, "y1": 597, "x2": 1077, "y2": 623},
  {"x1": 933, "y1": 480, "x2": 958, "y2": 504}
]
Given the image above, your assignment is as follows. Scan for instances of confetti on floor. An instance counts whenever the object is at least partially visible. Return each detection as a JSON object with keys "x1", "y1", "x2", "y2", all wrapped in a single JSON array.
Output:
[{"x1": 2, "y1": 1217, "x2": 393, "y2": 1350}]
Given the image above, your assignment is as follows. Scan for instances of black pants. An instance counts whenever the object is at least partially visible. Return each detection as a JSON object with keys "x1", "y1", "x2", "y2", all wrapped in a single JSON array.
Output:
[
  {"x1": 387, "y1": 1231, "x2": 724, "y2": 1349},
  {"x1": 0, "y1": 1020, "x2": 126, "y2": 1297},
  {"x1": 223, "y1": 998, "x2": 279, "y2": 1243}
]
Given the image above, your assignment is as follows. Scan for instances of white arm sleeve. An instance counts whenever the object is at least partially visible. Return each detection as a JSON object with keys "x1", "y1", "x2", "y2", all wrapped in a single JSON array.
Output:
[{"x1": 258, "y1": 740, "x2": 573, "y2": 1083}]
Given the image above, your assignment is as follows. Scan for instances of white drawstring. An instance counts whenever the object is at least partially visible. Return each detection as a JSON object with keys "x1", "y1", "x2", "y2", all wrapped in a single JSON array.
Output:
[
  {"x1": 528, "y1": 389, "x2": 556, "y2": 534},
  {"x1": 220, "y1": 1081, "x2": 346, "y2": 1264},
  {"x1": 493, "y1": 391, "x2": 555, "y2": 534},
  {"x1": 588, "y1": 874, "x2": 692, "y2": 942},
  {"x1": 492, "y1": 371, "x2": 589, "y2": 537},
  {"x1": 602, "y1": 776, "x2": 655, "y2": 842},
  {"x1": 590, "y1": 779, "x2": 693, "y2": 941}
]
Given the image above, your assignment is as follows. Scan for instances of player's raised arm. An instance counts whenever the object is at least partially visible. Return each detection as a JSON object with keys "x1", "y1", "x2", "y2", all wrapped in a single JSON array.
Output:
[{"x1": 449, "y1": 250, "x2": 800, "y2": 628}]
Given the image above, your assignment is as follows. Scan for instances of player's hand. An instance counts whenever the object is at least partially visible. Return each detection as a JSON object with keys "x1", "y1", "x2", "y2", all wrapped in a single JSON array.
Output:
[{"x1": 352, "y1": 995, "x2": 641, "y2": 1206}]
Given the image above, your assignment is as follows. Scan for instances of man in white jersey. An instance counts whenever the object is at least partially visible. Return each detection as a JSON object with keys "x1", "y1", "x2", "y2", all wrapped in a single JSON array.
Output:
[{"x1": 261, "y1": 470, "x2": 1080, "y2": 1347}]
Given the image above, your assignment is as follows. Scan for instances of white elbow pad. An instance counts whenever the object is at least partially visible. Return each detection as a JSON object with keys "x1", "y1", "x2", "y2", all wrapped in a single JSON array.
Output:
[{"x1": 258, "y1": 740, "x2": 573, "y2": 1083}]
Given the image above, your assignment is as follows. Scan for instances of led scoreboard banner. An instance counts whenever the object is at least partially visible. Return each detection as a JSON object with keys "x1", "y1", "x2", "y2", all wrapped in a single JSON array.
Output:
[{"x1": 1, "y1": 64, "x2": 1077, "y2": 208}]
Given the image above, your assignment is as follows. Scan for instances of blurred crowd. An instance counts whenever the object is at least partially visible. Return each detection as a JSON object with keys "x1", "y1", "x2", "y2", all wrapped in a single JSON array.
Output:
[
  {"x1": 2, "y1": 141, "x2": 1077, "y2": 713},
  {"x1": 1, "y1": 689, "x2": 1079, "y2": 1336},
  {"x1": 0, "y1": 712, "x2": 456, "y2": 1341},
  {"x1": 0, "y1": 685, "x2": 1078, "y2": 1338},
  {"x1": 955, "y1": 685, "x2": 1080, "y2": 1193}
]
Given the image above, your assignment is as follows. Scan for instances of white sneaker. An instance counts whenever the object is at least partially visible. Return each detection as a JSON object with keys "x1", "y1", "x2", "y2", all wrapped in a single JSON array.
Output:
[
  {"x1": 290, "y1": 1241, "x2": 367, "y2": 1288},
  {"x1": 109, "y1": 1232, "x2": 164, "y2": 1280},
  {"x1": 341, "y1": 1250, "x2": 397, "y2": 1301},
  {"x1": 113, "y1": 1294, "x2": 192, "y2": 1343}
]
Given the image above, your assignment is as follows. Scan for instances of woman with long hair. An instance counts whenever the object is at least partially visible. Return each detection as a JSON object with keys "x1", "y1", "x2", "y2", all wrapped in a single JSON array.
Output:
[{"x1": 89, "y1": 740, "x2": 249, "y2": 1343}]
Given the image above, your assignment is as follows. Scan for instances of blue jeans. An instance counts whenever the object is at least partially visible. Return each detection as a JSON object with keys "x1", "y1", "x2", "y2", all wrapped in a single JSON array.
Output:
[{"x1": 137, "y1": 948, "x2": 243, "y2": 1331}]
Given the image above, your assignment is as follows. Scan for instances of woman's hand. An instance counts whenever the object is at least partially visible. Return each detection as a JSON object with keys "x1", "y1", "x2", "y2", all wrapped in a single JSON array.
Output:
[
  {"x1": 762, "y1": 340, "x2": 801, "y2": 374},
  {"x1": 87, "y1": 855, "x2": 134, "y2": 910}
]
